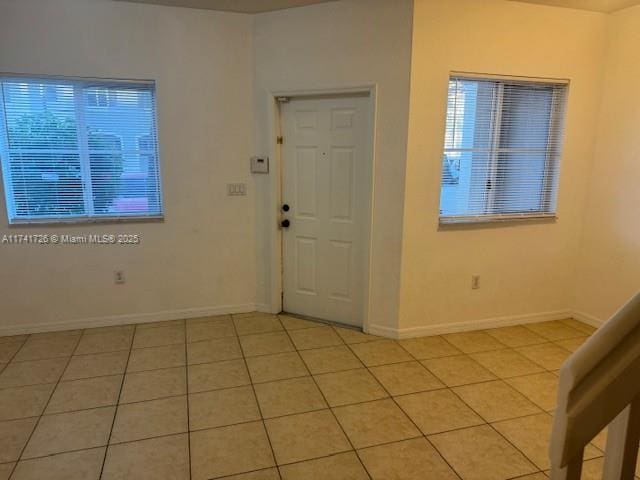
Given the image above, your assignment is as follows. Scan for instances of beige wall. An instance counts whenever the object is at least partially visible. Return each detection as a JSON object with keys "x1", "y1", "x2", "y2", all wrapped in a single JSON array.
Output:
[
  {"x1": 0, "y1": 0, "x2": 256, "y2": 333},
  {"x1": 252, "y1": 0, "x2": 414, "y2": 332},
  {"x1": 572, "y1": 6, "x2": 640, "y2": 322},
  {"x1": 398, "y1": 0, "x2": 608, "y2": 333}
]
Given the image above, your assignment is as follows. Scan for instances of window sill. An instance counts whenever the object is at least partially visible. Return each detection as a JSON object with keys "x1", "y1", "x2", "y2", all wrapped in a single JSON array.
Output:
[
  {"x1": 439, "y1": 213, "x2": 558, "y2": 227},
  {"x1": 8, "y1": 215, "x2": 164, "y2": 227}
]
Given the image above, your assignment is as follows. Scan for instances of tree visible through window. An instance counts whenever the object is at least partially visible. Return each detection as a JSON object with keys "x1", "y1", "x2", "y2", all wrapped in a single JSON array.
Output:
[
  {"x1": 439, "y1": 75, "x2": 567, "y2": 223},
  {"x1": 0, "y1": 78, "x2": 163, "y2": 223}
]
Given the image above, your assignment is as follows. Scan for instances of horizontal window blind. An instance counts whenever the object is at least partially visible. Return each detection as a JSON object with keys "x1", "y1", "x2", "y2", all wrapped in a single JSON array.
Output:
[
  {"x1": 440, "y1": 75, "x2": 567, "y2": 224},
  {"x1": 0, "y1": 77, "x2": 163, "y2": 223}
]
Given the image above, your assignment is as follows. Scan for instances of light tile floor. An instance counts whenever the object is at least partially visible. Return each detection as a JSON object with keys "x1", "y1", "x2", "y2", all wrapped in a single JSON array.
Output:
[{"x1": 0, "y1": 314, "x2": 634, "y2": 479}]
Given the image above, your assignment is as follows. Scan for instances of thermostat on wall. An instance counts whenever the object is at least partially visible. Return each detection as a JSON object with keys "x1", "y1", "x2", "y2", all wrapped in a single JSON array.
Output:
[{"x1": 250, "y1": 156, "x2": 269, "y2": 174}]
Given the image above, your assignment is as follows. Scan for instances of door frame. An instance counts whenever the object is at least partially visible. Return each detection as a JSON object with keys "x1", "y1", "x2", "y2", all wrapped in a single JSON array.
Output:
[{"x1": 265, "y1": 85, "x2": 377, "y2": 333}]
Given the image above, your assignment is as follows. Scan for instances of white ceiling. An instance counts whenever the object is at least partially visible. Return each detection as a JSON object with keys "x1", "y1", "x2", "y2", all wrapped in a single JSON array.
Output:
[
  {"x1": 510, "y1": 0, "x2": 640, "y2": 13},
  {"x1": 112, "y1": 0, "x2": 336, "y2": 13}
]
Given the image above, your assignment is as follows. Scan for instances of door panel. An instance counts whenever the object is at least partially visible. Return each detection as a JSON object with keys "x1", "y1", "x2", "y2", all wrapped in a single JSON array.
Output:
[{"x1": 281, "y1": 95, "x2": 370, "y2": 327}]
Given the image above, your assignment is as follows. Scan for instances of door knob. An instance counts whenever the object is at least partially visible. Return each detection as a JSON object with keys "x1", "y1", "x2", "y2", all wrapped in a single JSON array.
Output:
[
  {"x1": 282, "y1": 204, "x2": 290, "y2": 212},
  {"x1": 281, "y1": 219, "x2": 290, "y2": 228}
]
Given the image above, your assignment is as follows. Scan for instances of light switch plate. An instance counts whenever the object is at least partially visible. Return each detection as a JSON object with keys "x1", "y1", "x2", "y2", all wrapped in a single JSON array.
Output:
[{"x1": 227, "y1": 183, "x2": 246, "y2": 196}]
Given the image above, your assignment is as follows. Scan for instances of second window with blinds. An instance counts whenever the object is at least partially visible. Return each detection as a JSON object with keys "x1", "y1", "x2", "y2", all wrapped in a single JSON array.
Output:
[{"x1": 439, "y1": 74, "x2": 568, "y2": 224}]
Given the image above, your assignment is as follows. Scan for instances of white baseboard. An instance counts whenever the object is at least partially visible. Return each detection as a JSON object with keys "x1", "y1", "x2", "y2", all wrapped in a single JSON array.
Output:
[
  {"x1": 368, "y1": 309, "x2": 574, "y2": 340},
  {"x1": 571, "y1": 310, "x2": 604, "y2": 328},
  {"x1": 0, "y1": 303, "x2": 260, "y2": 337}
]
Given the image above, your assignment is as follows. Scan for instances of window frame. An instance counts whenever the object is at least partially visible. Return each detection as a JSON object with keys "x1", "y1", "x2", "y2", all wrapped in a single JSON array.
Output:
[
  {"x1": 439, "y1": 73, "x2": 569, "y2": 225},
  {"x1": 0, "y1": 75, "x2": 164, "y2": 225}
]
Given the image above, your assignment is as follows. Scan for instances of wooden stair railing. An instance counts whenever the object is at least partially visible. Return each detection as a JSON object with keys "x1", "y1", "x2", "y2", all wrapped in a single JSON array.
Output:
[{"x1": 550, "y1": 293, "x2": 640, "y2": 480}]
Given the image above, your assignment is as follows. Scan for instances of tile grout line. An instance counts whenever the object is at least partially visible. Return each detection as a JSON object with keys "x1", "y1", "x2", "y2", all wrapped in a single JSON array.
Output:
[
  {"x1": 96, "y1": 327, "x2": 136, "y2": 480},
  {"x1": 346, "y1": 337, "x2": 465, "y2": 480},
  {"x1": 229, "y1": 313, "x2": 283, "y2": 480},
  {"x1": 280, "y1": 321, "x2": 375, "y2": 480},
  {"x1": 183, "y1": 321, "x2": 193, "y2": 480},
  {"x1": 7, "y1": 330, "x2": 84, "y2": 480}
]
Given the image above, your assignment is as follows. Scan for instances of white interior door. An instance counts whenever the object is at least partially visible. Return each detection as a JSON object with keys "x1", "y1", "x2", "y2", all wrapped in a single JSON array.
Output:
[{"x1": 280, "y1": 94, "x2": 371, "y2": 327}]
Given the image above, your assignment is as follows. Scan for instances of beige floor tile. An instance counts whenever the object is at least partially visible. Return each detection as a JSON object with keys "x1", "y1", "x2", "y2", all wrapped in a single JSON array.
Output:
[
  {"x1": 111, "y1": 396, "x2": 187, "y2": 444},
  {"x1": 505, "y1": 372, "x2": 559, "y2": 411},
  {"x1": 429, "y1": 425, "x2": 537, "y2": 480},
  {"x1": 514, "y1": 475, "x2": 548, "y2": 480},
  {"x1": 398, "y1": 335, "x2": 461, "y2": 360},
  {"x1": 483, "y1": 326, "x2": 548, "y2": 348},
  {"x1": 299, "y1": 345, "x2": 363, "y2": 374},
  {"x1": 395, "y1": 389, "x2": 484, "y2": 435},
  {"x1": 581, "y1": 458, "x2": 604, "y2": 480},
  {"x1": 333, "y1": 398, "x2": 420, "y2": 448},
  {"x1": 333, "y1": 326, "x2": 382, "y2": 345},
  {"x1": 0, "y1": 358, "x2": 68, "y2": 388},
  {"x1": 591, "y1": 427, "x2": 607, "y2": 450},
  {"x1": 0, "y1": 341, "x2": 23, "y2": 363},
  {"x1": 74, "y1": 331, "x2": 133, "y2": 355},
  {"x1": 186, "y1": 314, "x2": 232, "y2": 325},
  {"x1": 265, "y1": 410, "x2": 351, "y2": 465},
  {"x1": 11, "y1": 447, "x2": 105, "y2": 480},
  {"x1": 62, "y1": 351, "x2": 128, "y2": 381},
  {"x1": 422, "y1": 355, "x2": 496, "y2": 387},
  {"x1": 359, "y1": 437, "x2": 459, "y2": 480},
  {"x1": 516, "y1": 343, "x2": 572, "y2": 370},
  {"x1": 188, "y1": 359, "x2": 250, "y2": 393},
  {"x1": 334, "y1": 327, "x2": 379, "y2": 344},
  {"x1": 137, "y1": 319, "x2": 185, "y2": 329},
  {"x1": 133, "y1": 325, "x2": 185, "y2": 349},
  {"x1": 492, "y1": 413, "x2": 601, "y2": 470},
  {"x1": 102, "y1": 433, "x2": 189, "y2": 480},
  {"x1": 22, "y1": 406, "x2": 115, "y2": 459},
  {"x1": 254, "y1": 377, "x2": 326, "y2": 418},
  {"x1": 186, "y1": 318, "x2": 235, "y2": 343},
  {"x1": 369, "y1": 361, "x2": 444, "y2": 396},
  {"x1": 0, "y1": 383, "x2": 55, "y2": 421},
  {"x1": 246, "y1": 352, "x2": 308, "y2": 384},
  {"x1": 189, "y1": 386, "x2": 260, "y2": 430},
  {"x1": 279, "y1": 315, "x2": 323, "y2": 330},
  {"x1": 120, "y1": 367, "x2": 186, "y2": 403},
  {"x1": 314, "y1": 368, "x2": 387, "y2": 406},
  {"x1": 233, "y1": 315, "x2": 283, "y2": 336},
  {"x1": 220, "y1": 468, "x2": 281, "y2": 480},
  {"x1": 560, "y1": 319, "x2": 597, "y2": 335},
  {"x1": 525, "y1": 321, "x2": 585, "y2": 341},
  {"x1": 13, "y1": 334, "x2": 79, "y2": 361},
  {"x1": 289, "y1": 327, "x2": 344, "y2": 350},
  {"x1": 0, "y1": 417, "x2": 38, "y2": 463},
  {"x1": 554, "y1": 336, "x2": 588, "y2": 352},
  {"x1": 442, "y1": 331, "x2": 507, "y2": 353},
  {"x1": 0, "y1": 463, "x2": 14, "y2": 480},
  {"x1": 127, "y1": 344, "x2": 185, "y2": 372},
  {"x1": 0, "y1": 335, "x2": 28, "y2": 344},
  {"x1": 470, "y1": 349, "x2": 545, "y2": 378},
  {"x1": 280, "y1": 451, "x2": 368, "y2": 480},
  {"x1": 187, "y1": 337, "x2": 242, "y2": 364},
  {"x1": 453, "y1": 380, "x2": 542, "y2": 422},
  {"x1": 190, "y1": 422, "x2": 275, "y2": 480},
  {"x1": 240, "y1": 332, "x2": 295, "y2": 357},
  {"x1": 83, "y1": 325, "x2": 135, "y2": 336},
  {"x1": 350, "y1": 340, "x2": 413, "y2": 366},
  {"x1": 46, "y1": 375, "x2": 122, "y2": 414}
]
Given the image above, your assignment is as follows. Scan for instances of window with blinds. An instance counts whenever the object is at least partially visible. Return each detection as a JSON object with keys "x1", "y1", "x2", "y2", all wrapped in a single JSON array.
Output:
[
  {"x1": 439, "y1": 75, "x2": 568, "y2": 224},
  {"x1": 0, "y1": 77, "x2": 163, "y2": 223}
]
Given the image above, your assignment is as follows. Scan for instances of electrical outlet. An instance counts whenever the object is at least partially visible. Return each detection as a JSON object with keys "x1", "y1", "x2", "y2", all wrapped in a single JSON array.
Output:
[
  {"x1": 114, "y1": 270, "x2": 125, "y2": 284},
  {"x1": 471, "y1": 275, "x2": 480, "y2": 290}
]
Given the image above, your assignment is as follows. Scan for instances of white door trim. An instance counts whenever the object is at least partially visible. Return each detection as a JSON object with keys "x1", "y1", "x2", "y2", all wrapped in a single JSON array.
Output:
[{"x1": 264, "y1": 84, "x2": 377, "y2": 333}]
